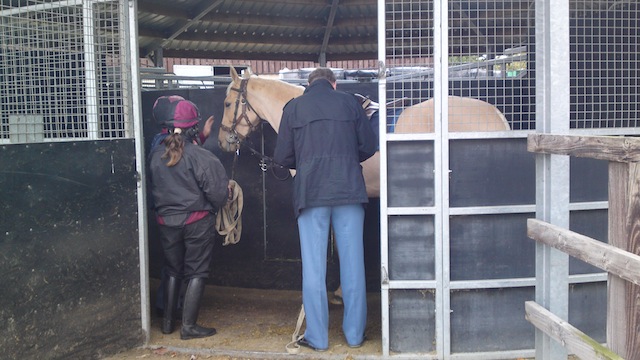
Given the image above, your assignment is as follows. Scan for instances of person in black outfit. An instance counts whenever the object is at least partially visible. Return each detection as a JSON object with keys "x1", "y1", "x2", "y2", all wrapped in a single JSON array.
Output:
[{"x1": 148, "y1": 97, "x2": 229, "y2": 340}]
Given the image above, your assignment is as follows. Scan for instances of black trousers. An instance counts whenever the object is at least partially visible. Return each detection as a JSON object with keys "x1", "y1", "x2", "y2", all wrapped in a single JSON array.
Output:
[{"x1": 158, "y1": 214, "x2": 215, "y2": 280}]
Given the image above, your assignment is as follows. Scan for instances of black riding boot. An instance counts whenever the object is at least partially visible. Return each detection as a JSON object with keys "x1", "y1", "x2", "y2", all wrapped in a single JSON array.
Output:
[
  {"x1": 180, "y1": 277, "x2": 216, "y2": 340},
  {"x1": 161, "y1": 275, "x2": 180, "y2": 334}
]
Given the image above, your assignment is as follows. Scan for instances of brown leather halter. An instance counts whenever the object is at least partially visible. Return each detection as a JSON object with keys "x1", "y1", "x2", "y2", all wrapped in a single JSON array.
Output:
[
  {"x1": 220, "y1": 78, "x2": 262, "y2": 145},
  {"x1": 220, "y1": 77, "x2": 288, "y2": 179}
]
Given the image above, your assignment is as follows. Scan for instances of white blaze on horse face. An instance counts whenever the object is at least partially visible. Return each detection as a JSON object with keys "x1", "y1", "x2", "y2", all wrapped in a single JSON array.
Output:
[
  {"x1": 218, "y1": 93, "x2": 244, "y2": 152},
  {"x1": 218, "y1": 68, "x2": 265, "y2": 152},
  {"x1": 221, "y1": 96, "x2": 258, "y2": 143}
]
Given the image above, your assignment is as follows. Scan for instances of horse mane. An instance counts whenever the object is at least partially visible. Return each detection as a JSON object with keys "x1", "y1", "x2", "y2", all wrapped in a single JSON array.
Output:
[
  {"x1": 223, "y1": 72, "x2": 304, "y2": 128},
  {"x1": 246, "y1": 75, "x2": 304, "y2": 101},
  {"x1": 225, "y1": 72, "x2": 304, "y2": 98}
]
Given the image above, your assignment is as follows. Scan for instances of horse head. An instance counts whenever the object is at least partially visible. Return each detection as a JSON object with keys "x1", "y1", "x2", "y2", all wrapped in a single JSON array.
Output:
[
  {"x1": 218, "y1": 67, "x2": 264, "y2": 152},
  {"x1": 218, "y1": 67, "x2": 305, "y2": 153}
]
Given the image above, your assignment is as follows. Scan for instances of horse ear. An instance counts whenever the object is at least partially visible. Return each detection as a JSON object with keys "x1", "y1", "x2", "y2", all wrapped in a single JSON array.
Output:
[
  {"x1": 229, "y1": 66, "x2": 240, "y2": 82},
  {"x1": 243, "y1": 68, "x2": 253, "y2": 78}
]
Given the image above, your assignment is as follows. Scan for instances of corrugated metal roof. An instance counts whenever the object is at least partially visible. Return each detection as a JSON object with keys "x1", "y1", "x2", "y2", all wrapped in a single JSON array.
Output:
[
  {"x1": 140, "y1": 0, "x2": 634, "y2": 64},
  {"x1": 137, "y1": 0, "x2": 378, "y2": 63}
]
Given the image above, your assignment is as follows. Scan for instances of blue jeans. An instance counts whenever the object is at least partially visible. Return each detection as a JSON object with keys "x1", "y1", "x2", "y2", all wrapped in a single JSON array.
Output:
[{"x1": 297, "y1": 204, "x2": 367, "y2": 349}]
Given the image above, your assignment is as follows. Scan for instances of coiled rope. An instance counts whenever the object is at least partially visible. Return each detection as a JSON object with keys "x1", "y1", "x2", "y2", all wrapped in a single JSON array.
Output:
[
  {"x1": 285, "y1": 305, "x2": 306, "y2": 354},
  {"x1": 215, "y1": 179, "x2": 243, "y2": 246}
]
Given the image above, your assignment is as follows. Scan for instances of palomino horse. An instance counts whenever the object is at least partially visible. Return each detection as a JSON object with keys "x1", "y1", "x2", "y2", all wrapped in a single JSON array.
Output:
[{"x1": 217, "y1": 67, "x2": 510, "y2": 198}]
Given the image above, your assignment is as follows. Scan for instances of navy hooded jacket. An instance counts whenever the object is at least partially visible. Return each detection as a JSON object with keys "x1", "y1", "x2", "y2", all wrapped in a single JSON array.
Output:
[
  {"x1": 149, "y1": 139, "x2": 229, "y2": 226},
  {"x1": 273, "y1": 79, "x2": 378, "y2": 217}
]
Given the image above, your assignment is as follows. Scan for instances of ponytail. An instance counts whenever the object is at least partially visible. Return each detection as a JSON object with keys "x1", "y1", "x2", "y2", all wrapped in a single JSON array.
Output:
[{"x1": 161, "y1": 131, "x2": 185, "y2": 166}]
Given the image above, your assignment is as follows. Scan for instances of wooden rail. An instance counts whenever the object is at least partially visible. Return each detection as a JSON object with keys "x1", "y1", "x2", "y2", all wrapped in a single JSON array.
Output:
[
  {"x1": 525, "y1": 301, "x2": 623, "y2": 360},
  {"x1": 527, "y1": 134, "x2": 640, "y2": 360}
]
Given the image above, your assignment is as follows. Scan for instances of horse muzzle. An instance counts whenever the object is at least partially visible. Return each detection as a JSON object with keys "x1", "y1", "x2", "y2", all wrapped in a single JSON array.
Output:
[
  {"x1": 218, "y1": 131, "x2": 240, "y2": 152},
  {"x1": 226, "y1": 131, "x2": 240, "y2": 145}
]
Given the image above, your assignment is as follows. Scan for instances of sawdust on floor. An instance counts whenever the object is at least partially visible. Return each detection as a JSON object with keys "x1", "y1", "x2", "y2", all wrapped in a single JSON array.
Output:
[{"x1": 104, "y1": 279, "x2": 382, "y2": 360}]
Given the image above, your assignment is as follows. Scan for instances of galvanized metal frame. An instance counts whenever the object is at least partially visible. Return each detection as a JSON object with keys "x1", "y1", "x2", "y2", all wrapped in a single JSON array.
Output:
[
  {"x1": 379, "y1": 0, "x2": 640, "y2": 359},
  {"x1": 0, "y1": 0, "x2": 151, "y2": 341},
  {"x1": 534, "y1": 0, "x2": 570, "y2": 358},
  {"x1": 379, "y1": 0, "x2": 452, "y2": 357},
  {"x1": 0, "y1": 0, "x2": 131, "y2": 143},
  {"x1": 434, "y1": 0, "x2": 449, "y2": 357},
  {"x1": 377, "y1": 0, "x2": 390, "y2": 355},
  {"x1": 127, "y1": 0, "x2": 152, "y2": 344}
]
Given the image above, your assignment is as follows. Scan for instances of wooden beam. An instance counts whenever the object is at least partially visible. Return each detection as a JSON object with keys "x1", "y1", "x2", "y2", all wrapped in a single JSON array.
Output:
[
  {"x1": 525, "y1": 301, "x2": 624, "y2": 360},
  {"x1": 527, "y1": 218, "x2": 640, "y2": 286},
  {"x1": 527, "y1": 134, "x2": 640, "y2": 163}
]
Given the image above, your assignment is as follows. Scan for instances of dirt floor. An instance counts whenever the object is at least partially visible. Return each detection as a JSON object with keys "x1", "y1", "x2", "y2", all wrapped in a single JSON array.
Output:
[
  {"x1": 104, "y1": 280, "x2": 382, "y2": 360},
  {"x1": 101, "y1": 280, "x2": 558, "y2": 360}
]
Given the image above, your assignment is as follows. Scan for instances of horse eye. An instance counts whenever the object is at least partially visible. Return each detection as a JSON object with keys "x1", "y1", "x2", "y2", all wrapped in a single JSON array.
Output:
[{"x1": 225, "y1": 102, "x2": 230, "y2": 107}]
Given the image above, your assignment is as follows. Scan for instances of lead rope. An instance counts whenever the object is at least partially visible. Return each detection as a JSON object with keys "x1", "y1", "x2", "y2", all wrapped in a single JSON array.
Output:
[
  {"x1": 285, "y1": 305, "x2": 306, "y2": 354},
  {"x1": 215, "y1": 179, "x2": 243, "y2": 246}
]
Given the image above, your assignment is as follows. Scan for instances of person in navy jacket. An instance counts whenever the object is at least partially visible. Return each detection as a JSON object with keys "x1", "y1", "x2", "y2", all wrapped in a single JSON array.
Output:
[{"x1": 274, "y1": 67, "x2": 378, "y2": 351}]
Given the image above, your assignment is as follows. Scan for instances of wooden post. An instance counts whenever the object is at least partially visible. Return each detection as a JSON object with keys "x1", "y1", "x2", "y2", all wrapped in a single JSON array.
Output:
[{"x1": 607, "y1": 161, "x2": 640, "y2": 359}]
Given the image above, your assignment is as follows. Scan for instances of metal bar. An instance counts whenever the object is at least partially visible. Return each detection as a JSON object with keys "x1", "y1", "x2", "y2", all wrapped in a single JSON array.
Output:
[
  {"x1": 160, "y1": 0, "x2": 225, "y2": 47},
  {"x1": 83, "y1": 1, "x2": 99, "y2": 139},
  {"x1": 390, "y1": 202, "x2": 608, "y2": 216},
  {"x1": 388, "y1": 280, "x2": 438, "y2": 289},
  {"x1": 1, "y1": 0, "x2": 82, "y2": 16},
  {"x1": 385, "y1": 54, "x2": 528, "y2": 82},
  {"x1": 128, "y1": 0, "x2": 151, "y2": 343},
  {"x1": 318, "y1": 0, "x2": 340, "y2": 66},
  {"x1": 377, "y1": 0, "x2": 389, "y2": 356},
  {"x1": 434, "y1": 0, "x2": 450, "y2": 357},
  {"x1": 534, "y1": 0, "x2": 571, "y2": 358},
  {"x1": 449, "y1": 273, "x2": 607, "y2": 290},
  {"x1": 0, "y1": 0, "x2": 114, "y2": 16}
]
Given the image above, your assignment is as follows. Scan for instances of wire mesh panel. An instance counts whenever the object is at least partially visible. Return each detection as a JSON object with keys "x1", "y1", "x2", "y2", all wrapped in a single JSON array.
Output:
[
  {"x1": 385, "y1": 1, "x2": 435, "y2": 134},
  {"x1": 386, "y1": 1, "x2": 640, "y2": 135},
  {"x1": 385, "y1": 0, "x2": 535, "y2": 135},
  {"x1": 570, "y1": 1, "x2": 640, "y2": 129},
  {"x1": 0, "y1": 0, "x2": 130, "y2": 143},
  {"x1": 448, "y1": 0, "x2": 534, "y2": 132}
]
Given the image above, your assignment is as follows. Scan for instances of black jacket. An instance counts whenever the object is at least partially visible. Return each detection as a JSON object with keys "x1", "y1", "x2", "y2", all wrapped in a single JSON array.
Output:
[
  {"x1": 149, "y1": 139, "x2": 229, "y2": 226},
  {"x1": 273, "y1": 79, "x2": 378, "y2": 217}
]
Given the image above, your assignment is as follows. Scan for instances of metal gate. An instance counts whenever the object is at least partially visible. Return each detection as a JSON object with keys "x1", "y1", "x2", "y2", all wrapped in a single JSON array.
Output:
[
  {"x1": 378, "y1": 0, "x2": 640, "y2": 358},
  {"x1": 0, "y1": 1, "x2": 148, "y2": 357}
]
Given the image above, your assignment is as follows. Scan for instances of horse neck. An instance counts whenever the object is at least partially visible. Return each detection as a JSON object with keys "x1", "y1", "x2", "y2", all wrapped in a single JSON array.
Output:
[{"x1": 249, "y1": 78, "x2": 303, "y2": 133}]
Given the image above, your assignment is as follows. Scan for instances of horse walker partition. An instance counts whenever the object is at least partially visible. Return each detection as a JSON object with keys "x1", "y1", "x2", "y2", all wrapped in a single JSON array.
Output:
[
  {"x1": 0, "y1": 1, "x2": 146, "y2": 358},
  {"x1": 2, "y1": 0, "x2": 640, "y2": 359},
  {"x1": 212, "y1": 0, "x2": 638, "y2": 358},
  {"x1": 378, "y1": 0, "x2": 639, "y2": 359}
]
